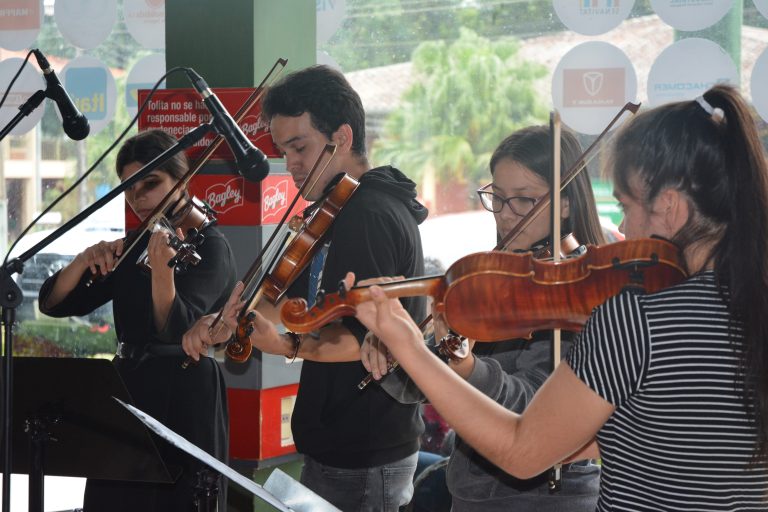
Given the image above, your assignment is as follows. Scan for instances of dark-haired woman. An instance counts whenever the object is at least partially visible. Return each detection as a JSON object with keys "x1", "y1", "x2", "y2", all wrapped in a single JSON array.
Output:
[
  {"x1": 354, "y1": 84, "x2": 768, "y2": 510},
  {"x1": 364, "y1": 125, "x2": 604, "y2": 511},
  {"x1": 39, "y1": 129, "x2": 236, "y2": 511}
]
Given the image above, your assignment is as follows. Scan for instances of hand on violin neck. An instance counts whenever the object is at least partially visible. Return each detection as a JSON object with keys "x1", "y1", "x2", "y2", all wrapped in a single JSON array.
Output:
[
  {"x1": 354, "y1": 282, "x2": 426, "y2": 363},
  {"x1": 242, "y1": 309, "x2": 288, "y2": 356},
  {"x1": 147, "y1": 227, "x2": 182, "y2": 276},
  {"x1": 182, "y1": 313, "x2": 227, "y2": 362},
  {"x1": 361, "y1": 331, "x2": 395, "y2": 381},
  {"x1": 220, "y1": 281, "x2": 246, "y2": 331}
]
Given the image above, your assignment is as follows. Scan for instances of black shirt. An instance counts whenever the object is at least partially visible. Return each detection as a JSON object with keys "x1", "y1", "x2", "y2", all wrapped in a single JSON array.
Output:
[{"x1": 288, "y1": 166, "x2": 427, "y2": 468}]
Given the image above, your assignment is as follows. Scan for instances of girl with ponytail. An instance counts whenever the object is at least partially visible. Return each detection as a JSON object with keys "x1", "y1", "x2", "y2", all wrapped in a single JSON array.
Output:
[{"x1": 352, "y1": 84, "x2": 768, "y2": 510}]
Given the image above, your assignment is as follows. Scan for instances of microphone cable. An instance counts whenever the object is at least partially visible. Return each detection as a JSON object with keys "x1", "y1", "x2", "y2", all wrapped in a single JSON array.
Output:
[
  {"x1": 4, "y1": 65, "x2": 192, "y2": 266},
  {"x1": 0, "y1": 50, "x2": 36, "y2": 110}
]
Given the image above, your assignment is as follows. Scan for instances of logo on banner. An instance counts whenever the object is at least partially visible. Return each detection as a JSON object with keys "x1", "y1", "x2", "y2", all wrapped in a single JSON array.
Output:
[
  {"x1": 262, "y1": 180, "x2": 289, "y2": 223},
  {"x1": 579, "y1": 0, "x2": 620, "y2": 15},
  {"x1": 239, "y1": 114, "x2": 268, "y2": 138},
  {"x1": 563, "y1": 68, "x2": 625, "y2": 107},
  {"x1": 206, "y1": 177, "x2": 244, "y2": 214},
  {"x1": 0, "y1": 1, "x2": 40, "y2": 30},
  {"x1": 65, "y1": 67, "x2": 108, "y2": 120}
]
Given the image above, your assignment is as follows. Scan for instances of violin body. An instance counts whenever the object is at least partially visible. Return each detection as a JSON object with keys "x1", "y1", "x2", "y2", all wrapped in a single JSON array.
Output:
[
  {"x1": 281, "y1": 238, "x2": 687, "y2": 341},
  {"x1": 137, "y1": 195, "x2": 216, "y2": 272},
  {"x1": 261, "y1": 173, "x2": 360, "y2": 305},
  {"x1": 223, "y1": 172, "x2": 360, "y2": 362}
]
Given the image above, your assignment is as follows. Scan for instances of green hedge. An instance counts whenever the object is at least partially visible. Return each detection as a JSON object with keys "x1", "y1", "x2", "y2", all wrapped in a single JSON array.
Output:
[{"x1": 15, "y1": 319, "x2": 116, "y2": 358}]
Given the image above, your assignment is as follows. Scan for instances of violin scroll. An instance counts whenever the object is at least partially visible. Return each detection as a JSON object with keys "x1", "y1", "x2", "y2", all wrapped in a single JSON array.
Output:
[{"x1": 224, "y1": 315, "x2": 254, "y2": 362}]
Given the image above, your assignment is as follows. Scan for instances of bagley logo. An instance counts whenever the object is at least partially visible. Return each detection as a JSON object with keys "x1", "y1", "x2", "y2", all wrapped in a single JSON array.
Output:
[
  {"x1": 239, "y1": 114, "x2": 269, "y2": 137},
  {"x1": 563, "y1": 67, "x2": 625, "y2": 108},
  {"x1": 262, "y1": 180, "x2": 289, "y2": 222},
  {"x1": 206, "y1": 177, "x2": 244, "y2": 214}
]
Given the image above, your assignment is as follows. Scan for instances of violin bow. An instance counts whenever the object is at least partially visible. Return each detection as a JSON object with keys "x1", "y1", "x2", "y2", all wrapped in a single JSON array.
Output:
[{"x1": 548, "y1": 109, "x2": 564, "y2": 493}]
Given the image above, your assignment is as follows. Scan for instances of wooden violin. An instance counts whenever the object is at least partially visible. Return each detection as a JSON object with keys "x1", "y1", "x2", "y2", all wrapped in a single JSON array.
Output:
[
  {"x1": 135, "y1": 195, "x2": 216, "y2": 273},
  {"x1": 281, "y1": 238, "x2": 687, "y2": 341},
  {"x1": 225, "y1": 171, "x2": 360, "y2": 361}
]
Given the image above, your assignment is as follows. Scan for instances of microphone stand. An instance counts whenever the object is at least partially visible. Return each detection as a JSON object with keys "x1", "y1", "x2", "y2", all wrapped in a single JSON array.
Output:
[
  {"x1": 0, "y1": 90, "x2": 46, "y2": 142},
  {"x1": 0, "y1": 122, "x2": 215, "y2": 512}
]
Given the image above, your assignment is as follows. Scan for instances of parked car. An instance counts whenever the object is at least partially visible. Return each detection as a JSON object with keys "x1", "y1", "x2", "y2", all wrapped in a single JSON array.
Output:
[
  {"x1": 419, "y1": 209, "x2": 623, "y2": 272},
  {"x1": 7, "y1": 199, "x2": 125, "y2": 326}
]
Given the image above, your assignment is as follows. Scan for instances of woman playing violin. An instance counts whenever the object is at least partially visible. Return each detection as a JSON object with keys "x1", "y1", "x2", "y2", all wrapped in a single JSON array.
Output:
[
  {"x1": 353, "y1": 84, "x2": 768, "y2": 510},
  {"x1": 38, "y1": 129, "x2": 236, "y2": 511},
  {"x1": 364, "y1": 125, "x2": 605, "y2": 511}
]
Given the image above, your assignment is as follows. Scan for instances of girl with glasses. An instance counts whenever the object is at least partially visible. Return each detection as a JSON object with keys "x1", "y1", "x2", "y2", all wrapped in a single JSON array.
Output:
[{"x1": 363, "y1": 125, "x2": 606, "y2": 511}]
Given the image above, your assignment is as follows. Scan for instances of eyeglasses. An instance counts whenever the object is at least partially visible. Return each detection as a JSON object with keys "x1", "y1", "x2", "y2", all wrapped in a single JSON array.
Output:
[{"x1": 476, "y1": 183, "x2": 539, "y2": 216}]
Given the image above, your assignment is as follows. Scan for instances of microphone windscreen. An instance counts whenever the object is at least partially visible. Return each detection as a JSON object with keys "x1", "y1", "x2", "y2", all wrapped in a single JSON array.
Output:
[{"x1": 238, "y1": 149, "x2": 270, "y2": 183}]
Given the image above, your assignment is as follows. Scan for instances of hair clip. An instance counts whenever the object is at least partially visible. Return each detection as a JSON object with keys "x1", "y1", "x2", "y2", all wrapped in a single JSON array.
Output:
[{"x1": 695, "y1": 95, "x2": 725, "y2": 122}]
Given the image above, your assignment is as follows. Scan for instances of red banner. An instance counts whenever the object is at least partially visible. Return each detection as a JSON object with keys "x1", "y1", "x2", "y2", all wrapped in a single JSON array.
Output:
[
  {"x1": 0, "y1": 0, "x2": 40, "y2": 31},
  {"x1": 125, "y1": 173, "x2": 307, "y2": 229},
  {"x1": 137, "y1": 87, "x2": 281, "y2": 161}
]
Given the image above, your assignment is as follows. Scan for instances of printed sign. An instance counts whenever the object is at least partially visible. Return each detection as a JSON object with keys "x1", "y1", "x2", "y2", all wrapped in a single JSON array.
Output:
[
  {"x1": 62, "y1": 55, "x2": 117, "y2": 134},
  {"x1": 0, "y1": 0, "x2": 42, "y2": 50},
  {"x1": 317, "y1": 0, "x2": 347, "y2": 45},
  {"x1": 750, "y1": 47, "x2": 768, "y2": 122},
  {"x1": 647, "y1": 38, "x2": 738, "y2": 106},
  {"x1": 755, "y1": 0, "x2": 768, "y2": 21},
  {"x1": 125, "y1": 53, "x2": 165, "y2": 118},
  {"x1": 0, "y1": 57, "x2": 45, "y2": 135},
  {"x1": 552, "y1": 41, "x2": 637, "y2": 134},
  {"x1": 55, "y1": 0, "x2": 117, "y2": 50},
  {"x1": 137, "y1": 87, "x2": 281, "y2": 161},
  {"x1": 650, "y1": 0, "x2": 732, "y2": 32},
  {"x1": 124, "y1": 0, "x2": 165, "y2": 50},
  {"x1": 553, "y1": 0, "x2": 634, "y2": 36}
]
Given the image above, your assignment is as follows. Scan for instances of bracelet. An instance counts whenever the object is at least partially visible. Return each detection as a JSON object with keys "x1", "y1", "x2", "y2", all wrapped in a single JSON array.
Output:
[{"x1": 285, "y1": 331, "x2": 302, "y2": 363}]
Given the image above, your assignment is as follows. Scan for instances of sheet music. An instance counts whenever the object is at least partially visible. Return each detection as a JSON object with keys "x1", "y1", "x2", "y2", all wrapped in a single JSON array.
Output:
[{"x1": 116, "y1": 398, "x2": 296, "y2": 511}]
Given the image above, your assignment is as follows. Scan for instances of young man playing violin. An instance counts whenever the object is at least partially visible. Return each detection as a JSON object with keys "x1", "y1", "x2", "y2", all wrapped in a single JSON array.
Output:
[
  {"x1": 364, "y1": 126, "x2": 604, "y2": 511},
  {"x1": 183, "y1": 65, "x2": 428, "y2": 511}
]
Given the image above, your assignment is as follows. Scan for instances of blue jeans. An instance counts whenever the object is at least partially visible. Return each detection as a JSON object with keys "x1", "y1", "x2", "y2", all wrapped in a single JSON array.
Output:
[{"x1": 300, "y1": 452, "x2": 419, "y2": 512}]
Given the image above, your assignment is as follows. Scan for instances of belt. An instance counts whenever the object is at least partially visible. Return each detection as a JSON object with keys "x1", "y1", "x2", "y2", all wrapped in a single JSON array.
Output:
[
  {"x1": 115, "y1": 342, "x2": 185, "y2": 360},
  {"x1": 561, "y1": 459, "x2": 597, "y2": 471}
]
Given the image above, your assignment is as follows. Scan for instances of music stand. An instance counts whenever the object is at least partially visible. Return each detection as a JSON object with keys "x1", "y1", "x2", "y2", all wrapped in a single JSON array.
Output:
[
  {"x1": 0, "y1": 357, "x2": 174, "y2": 512},
  {"x1": 118, "y1": 398, "x2": 341, "y2": 512}
]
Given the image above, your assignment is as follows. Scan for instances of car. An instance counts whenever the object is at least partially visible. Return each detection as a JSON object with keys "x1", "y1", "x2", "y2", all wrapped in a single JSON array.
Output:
[
  {"x1": 419, "y1": 209, "x2": 623, "y2": 273},
  {"x1": 7, "y1": 198, "x2": 126, "y2": 324}
]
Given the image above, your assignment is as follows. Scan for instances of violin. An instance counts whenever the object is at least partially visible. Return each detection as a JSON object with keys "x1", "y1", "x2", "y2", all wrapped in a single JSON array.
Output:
[
  {"x1": 178, "y1": 143, "x2": 357, "y2": 366},
  {"x1": 87, "y1": 58, "x2": 287, "y2": 286},
  {"x1": 280, "y1": 238, "x2": 687, "y2": 341},
  {"x1": 135, "y1": 195, "x2": 216, "y2": 273},
  {"x1": 225, "y1": 171, "x2": 360, "y2": 361}
]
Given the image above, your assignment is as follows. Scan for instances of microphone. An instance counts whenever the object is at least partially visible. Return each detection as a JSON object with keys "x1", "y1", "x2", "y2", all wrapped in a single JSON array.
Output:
[
  {"x1": 32, "y1": 49, "x2": 90, "y2": 141},
  {"x1": 185, "y1": 69, "x2": 270, "y2": 182}
]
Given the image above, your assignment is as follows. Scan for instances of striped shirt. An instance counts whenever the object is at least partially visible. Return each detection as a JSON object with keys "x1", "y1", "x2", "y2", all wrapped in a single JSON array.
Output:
[{"x1": 566, "y1": 271, "x2": 768, "y2": 511}]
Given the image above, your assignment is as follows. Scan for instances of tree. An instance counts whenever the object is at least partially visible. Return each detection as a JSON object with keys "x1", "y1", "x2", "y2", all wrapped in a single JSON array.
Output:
[
  {"x1": 323, "y1": 0, "x2": 655, "y2": 72},
  {"x1": 371, "y1": 28, "x2": 549, "y2": 202}
]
